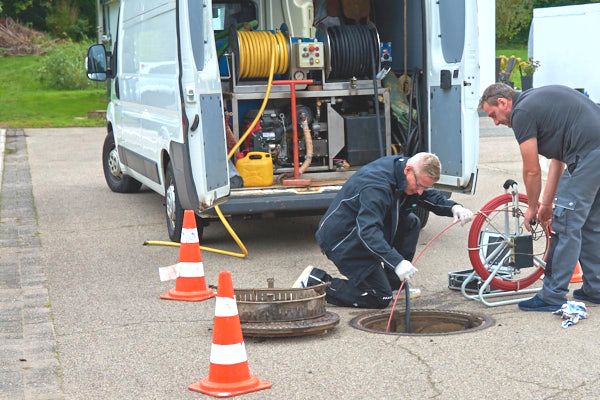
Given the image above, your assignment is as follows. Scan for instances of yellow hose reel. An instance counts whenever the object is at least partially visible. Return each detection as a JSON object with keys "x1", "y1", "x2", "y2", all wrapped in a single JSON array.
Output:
[{"x1": 235, "y1": 30, "x2": 289, "y2": 79}]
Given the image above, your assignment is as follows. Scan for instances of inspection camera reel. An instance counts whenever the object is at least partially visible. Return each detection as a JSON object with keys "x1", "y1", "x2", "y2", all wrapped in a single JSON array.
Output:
[{"x1": 463, "y1": 179, "x2": 550, "y2": 306}]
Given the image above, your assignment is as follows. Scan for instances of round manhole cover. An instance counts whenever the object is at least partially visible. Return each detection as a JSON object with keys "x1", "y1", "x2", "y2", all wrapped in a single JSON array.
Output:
[{"x1": 350, "y1": 309, "x2": 494, "y2": 336}]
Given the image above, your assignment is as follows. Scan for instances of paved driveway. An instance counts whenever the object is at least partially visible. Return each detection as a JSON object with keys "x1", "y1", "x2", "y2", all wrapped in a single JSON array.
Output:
[{"x1": 1, "y1": 123, "x2": 599, "y2": 399}]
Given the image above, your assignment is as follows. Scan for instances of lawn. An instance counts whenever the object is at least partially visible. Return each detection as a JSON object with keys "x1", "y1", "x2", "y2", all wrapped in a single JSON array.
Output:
[{"x1": 0, "y1": 55, "x2": 108, "y2": 128}]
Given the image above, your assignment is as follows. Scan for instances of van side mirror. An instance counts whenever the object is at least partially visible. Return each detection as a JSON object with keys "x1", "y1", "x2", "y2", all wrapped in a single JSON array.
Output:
[{"x1": 86, "y1": 44, "x2": 108, "y2": 81}]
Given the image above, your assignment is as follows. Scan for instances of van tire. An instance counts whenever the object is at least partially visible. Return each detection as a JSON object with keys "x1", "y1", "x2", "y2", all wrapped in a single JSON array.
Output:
[
  {"x1": 164, "y1": 162, "x2": 204, "y2": 242},
  {"x1": 102, "y1": 133, "x2": 142, "y2": 193}
]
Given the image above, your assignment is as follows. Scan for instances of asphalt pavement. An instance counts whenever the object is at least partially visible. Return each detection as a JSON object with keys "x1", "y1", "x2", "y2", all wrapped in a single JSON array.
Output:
[{"x1": 1, "y1": 121, "x2": 599, "y2": 400}]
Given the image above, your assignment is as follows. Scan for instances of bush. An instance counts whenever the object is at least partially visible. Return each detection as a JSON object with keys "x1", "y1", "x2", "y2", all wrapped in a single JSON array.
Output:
[{"x1": 37, "y1": 41, "x2": 93, "y2": 89}]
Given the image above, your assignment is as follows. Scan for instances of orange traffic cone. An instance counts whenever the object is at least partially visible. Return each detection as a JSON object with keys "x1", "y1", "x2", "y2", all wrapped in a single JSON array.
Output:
[
  {"x1": 571, "y1": 261, "x2": 583, "y2": 284},
  {"x1": 160, "y1": 210, "x2": 215, "y2": 302},
  {"x1": 189, "y1": 271, "x2": 271, "y2": 398}
]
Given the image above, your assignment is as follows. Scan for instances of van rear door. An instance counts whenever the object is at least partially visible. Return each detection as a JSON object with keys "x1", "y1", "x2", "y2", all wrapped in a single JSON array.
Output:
[
  {"x1": 426, "y1": 0, "x2": 479, "y2": 192},
  {"x1": 174, "y1": 0, "x2": 230, "y2": 210}
]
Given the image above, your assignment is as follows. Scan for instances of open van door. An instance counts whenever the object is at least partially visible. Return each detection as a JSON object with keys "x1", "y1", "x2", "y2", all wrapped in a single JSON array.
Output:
[
  {"x1": 175, "y1": 0, "x2": 230, "y2": 210},
  {"x1": 426, "y1": 0, "x2": 479, "y2": 193}
]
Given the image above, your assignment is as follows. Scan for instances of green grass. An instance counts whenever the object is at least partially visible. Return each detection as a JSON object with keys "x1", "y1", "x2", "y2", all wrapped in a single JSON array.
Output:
[
  {"x1": 0, "y1": 55, "x2": 108, "y2": 128},
  {"x1": 496, "y1": 45, "x2": 528, "y2": 89}
]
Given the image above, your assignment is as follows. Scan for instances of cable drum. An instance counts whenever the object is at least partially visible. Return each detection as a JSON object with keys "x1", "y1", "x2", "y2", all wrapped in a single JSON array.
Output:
[
  {"x1": 323, "y1": 24, "x2": 380, "y2": 80},
  {"x1": 233, "y1": 30, "x2": 289, "y2": 79}
]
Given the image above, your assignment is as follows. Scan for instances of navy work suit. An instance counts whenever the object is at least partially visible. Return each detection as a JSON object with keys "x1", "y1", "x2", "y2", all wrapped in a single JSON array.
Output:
[{"x1": 315, "y1": 156, "x2": 457, "y2": 308}]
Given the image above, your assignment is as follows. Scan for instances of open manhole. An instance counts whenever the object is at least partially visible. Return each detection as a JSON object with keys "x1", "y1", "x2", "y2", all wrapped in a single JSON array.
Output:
[{"x1": 350, "y1": 309, "x2": 494, "y2": 336}]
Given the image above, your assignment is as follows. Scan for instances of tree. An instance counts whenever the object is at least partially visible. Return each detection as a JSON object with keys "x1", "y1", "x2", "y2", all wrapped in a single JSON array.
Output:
[
  {"x1": 46, "y1": 0, "x2": 93, "y2": 40},
  {"x1": 1, "y1": 0, "x2": 51, "y2": 32},
  {"x1": 496, "y1": 0, "x2": 534, "y2": 44},
  {"x1": 1, "y1": 0, "x2": 95, "y2": 40}
]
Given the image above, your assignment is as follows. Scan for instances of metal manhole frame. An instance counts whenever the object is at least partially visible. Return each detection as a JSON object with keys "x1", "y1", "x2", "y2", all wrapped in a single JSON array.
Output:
[
  {"x1": 234, "y1": 281, "x2": 340, "y2": 337},
  {"x1": 241, "y1": 311, "x2": 340, "y2": 338},
  {"x1": 235, "y1": 283, "x2": 328, "y2": 323},
  {"x1": 349, "y1": 309, "x2": 495, "y2": 337}
]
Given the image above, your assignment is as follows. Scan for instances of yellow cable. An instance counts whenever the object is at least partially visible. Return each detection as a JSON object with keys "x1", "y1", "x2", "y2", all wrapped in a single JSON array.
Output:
[
  {"x1": 210, "y1": 32, "x2": 278, "y2": 257},
  {"x1": 228, "y1": 32, "x2": 277, "y2": 158},
  {"x1": 146, "y1": 32, "x2": 279, "y2": 259},
  {"x1": 144, "y1": 205, "x2": 248, "y2": 258}
]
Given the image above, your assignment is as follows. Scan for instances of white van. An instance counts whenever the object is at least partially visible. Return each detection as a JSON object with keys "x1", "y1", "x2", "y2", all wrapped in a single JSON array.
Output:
[{"x1": 87, "y1": 0, "x2": 480, "y2": 241}]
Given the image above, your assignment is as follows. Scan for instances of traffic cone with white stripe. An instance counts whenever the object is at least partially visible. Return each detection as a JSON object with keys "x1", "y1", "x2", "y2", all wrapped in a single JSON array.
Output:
[
  {"x1": 160, "y1": 210, "x2": 215, "y2": 302},
  {"x1": 188, "y1": 271, "x2": 271, "y2": 398}
]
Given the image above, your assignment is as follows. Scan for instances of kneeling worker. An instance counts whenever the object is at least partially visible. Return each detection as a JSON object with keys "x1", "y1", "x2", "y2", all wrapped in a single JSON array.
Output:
[{"x1": 293, "y1": 153, "x2": 473, "y2": 308}]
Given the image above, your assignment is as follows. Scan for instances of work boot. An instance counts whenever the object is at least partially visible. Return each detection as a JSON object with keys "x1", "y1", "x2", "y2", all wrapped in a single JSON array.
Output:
[
  {"x1": 573, "y1": 288, "x2": 600, "y2": 304},
  {"x1": 392, "y1": 287, "x2": 422, "y2": 299},
  {"x1": 292, "y1": 266, "x2": 331, "y2": 288},
  {"x1": 518, "y1": 294, "x2": 562, "y2": 312}
]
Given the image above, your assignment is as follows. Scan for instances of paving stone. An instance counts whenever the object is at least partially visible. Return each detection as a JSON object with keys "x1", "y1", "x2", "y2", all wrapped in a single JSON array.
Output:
[
  {"x1": 0, "y1": 129, "x2": 63, "y2": 399},
  {"x1": 0, "y1": 369, "x2": 23, "y2": 399}
]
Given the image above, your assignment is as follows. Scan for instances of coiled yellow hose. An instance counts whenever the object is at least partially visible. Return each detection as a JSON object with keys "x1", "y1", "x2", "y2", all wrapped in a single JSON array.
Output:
[{"x1": 237, "y1": 31, "x2": 288, "y2": 78}]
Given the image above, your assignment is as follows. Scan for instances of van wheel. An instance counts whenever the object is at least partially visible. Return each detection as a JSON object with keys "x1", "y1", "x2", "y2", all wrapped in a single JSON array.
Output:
[
  {"x1": 102, "y1": 133, "x2": 142, "y2": 193},
  {"x1": 164, "y1": 162, "x2": 204, "y2": 242}
]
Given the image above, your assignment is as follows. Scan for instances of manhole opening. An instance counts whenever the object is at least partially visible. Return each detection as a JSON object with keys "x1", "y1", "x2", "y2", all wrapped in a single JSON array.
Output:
[{"x1": 350, "y1": 309, "x2": 494, "y2": 336}]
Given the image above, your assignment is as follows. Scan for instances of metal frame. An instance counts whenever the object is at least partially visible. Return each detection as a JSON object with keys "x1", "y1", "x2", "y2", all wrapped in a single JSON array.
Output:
[
  {"x1": 461, "y1": 182, "x2": 544, "y2": 307},
  {"x1": 223, "y1": 87, "x2": 391, "y2": 174},
  {"x1": 460, "y1": 269, "x2": 541, "y2": 307}
]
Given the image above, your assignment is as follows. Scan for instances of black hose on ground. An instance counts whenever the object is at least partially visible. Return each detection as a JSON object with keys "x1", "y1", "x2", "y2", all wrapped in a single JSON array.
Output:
[{"x1": 404, "y1": 281, "x2": 412, "y2": 333}]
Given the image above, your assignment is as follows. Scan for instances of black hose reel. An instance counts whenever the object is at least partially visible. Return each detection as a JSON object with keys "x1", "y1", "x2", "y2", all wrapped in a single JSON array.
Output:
[{"x1": 320, "y1": 24, "x2": 381, "y2": 80}]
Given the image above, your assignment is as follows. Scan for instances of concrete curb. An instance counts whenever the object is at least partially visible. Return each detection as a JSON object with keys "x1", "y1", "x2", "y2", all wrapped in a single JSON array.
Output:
[
  {"x1": 0, "y1": 128, "x2": 5, "y2": 190},
  {"x1": 0, "y1": 129, "x2": 64, "y2": 399}
]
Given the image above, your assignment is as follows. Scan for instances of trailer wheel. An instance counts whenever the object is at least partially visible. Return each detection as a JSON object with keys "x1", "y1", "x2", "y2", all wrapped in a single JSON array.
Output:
[
  {"x1": 102, "y1": 133, "x2": 142, "y2": 193},
  {"x1": 164, "y1": 162, "x2": 204, "y2": 242}
]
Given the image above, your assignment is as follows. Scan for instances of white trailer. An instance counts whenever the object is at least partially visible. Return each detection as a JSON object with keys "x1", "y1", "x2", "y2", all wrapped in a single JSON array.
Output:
[{"x1": 530, "y1": 3, "x2": 600, "y2": 103}]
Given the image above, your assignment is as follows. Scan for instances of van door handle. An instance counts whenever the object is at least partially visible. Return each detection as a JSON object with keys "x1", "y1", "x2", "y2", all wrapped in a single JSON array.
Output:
[{"x1": 190, "y1": 114, "x2": 200, "y2": 131}]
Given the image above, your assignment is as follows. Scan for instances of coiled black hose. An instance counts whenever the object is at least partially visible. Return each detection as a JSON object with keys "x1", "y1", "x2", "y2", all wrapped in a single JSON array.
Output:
[
  {"x1": 325, "y1": 24, "x2": 384, "y2": 156},
  {"x1": 326, "y1": 25, "x2": 379, "y2": 80}
]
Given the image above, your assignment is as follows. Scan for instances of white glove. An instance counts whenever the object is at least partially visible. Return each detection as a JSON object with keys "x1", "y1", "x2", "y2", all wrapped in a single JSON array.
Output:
[
  {"x1": 452, "y1": 205, "x2": 474, "y2": 226},
  {"x1": 394, "y1": 260, "x2": 418, "y2": 282}
]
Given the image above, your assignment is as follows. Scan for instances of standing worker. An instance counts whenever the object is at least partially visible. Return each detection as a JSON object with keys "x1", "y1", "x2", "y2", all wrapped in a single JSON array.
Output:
[
  {"x1": 479, "y1": 83, "x2": 600, "y2": 311},
  {"x1": 292, "y1": 153, "x2": 473, "y2": 308}
]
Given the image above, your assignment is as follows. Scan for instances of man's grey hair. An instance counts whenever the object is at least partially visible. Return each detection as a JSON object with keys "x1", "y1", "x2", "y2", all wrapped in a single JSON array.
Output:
[
  {"x1": 407, "y1": 152, "x2": 441, "y2": 181},
  {"x1": 478, "y1": 83, "x2": 516, "y2": 109}
]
